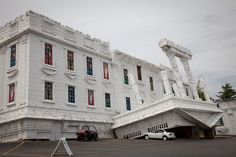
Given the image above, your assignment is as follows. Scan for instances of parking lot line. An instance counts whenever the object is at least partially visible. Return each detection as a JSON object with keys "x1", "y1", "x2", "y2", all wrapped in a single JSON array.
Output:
[{"x1": 1, "y1": 141, "x2": 25, "y2": 156}]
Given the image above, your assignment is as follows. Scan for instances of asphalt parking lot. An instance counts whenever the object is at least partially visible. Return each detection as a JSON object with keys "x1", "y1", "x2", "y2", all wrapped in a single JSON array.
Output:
[{"x1": 0, "y1": 137, "x2": 236, "y2": 157}]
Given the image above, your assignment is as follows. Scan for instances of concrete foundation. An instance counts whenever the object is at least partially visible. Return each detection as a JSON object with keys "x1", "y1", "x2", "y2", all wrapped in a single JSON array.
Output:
[{"x1": 0, "y1": 118, "x2": 114, "y2": 142}]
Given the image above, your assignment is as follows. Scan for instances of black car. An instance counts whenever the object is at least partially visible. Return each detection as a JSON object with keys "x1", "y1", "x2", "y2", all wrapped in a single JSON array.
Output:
[{"x1": 76, "y1": 125, "x2": 98, "y2": 141}]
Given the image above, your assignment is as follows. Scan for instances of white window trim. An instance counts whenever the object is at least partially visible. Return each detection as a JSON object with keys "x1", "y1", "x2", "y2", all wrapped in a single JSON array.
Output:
[
  {"x1": 65, "y1": 48, "x2": 76, "y2": 73},
  {"x1": 104, "y1": 92, "x2": 112, "y2": 109},
  {"x1": 66, "y1": 84, "x2": 76, "y2": 105},
  {"x1": 125, "y1": 96, "x2": 131, "y2": 111},
  {"x1": 42, "y1": 80, "x2": 55, "y2": 104},
  {"x1": 87, "y1": 88, "x2": 95, "y2": 107},
  {"x1": 40, "y1": 40, "x2": 56, "y2": 68},
  {"x1": 102, "y1": 61, "x2": 110, "y2": 81},
  {"x1": 7, "y1": 41, "x2": 19, "y2": 70},
  {"x1": 7, "y1": 81, "x2": 17, "y2": 106},
  {"x1": 84, "y1": 55, "x2": 95, "y2": 77}
]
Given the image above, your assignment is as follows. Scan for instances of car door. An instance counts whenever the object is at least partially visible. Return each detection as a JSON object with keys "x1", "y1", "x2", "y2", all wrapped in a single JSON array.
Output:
[
  {"x1": 148, "y1": 132, "x2": 155, "y2": 138},
  {"x1": 155, "y1": 130, "x2": 164, "y2": 139}
]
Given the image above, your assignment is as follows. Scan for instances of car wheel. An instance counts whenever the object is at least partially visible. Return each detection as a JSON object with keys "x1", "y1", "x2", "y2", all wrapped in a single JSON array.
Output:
[
  {"x1": 95, "y1": 135, "x2": 98, "y2": 141},
  {"x1": 84, "y1": 136, "x2": 89, "y2": 142},
  {"x1": 162, "y1": 136, "x2": 168, "y2": 141},
  {"x1": 145, "y1": 135, "x2": 149, "y2": 140}
]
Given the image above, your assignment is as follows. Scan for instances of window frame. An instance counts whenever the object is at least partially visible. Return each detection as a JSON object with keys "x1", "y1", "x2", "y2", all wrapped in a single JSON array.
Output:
[
  {"x1": 8, "y1": 82, "x2": 16, "y2": 104},
  {"x1": 68, "y1": 85, "x2": 76, "y2": 104},
  {"x1": 149, "y1": 76, "x2": 154, "y2": 91},
  {"x1": 88, "y1": 89, "x2": 94, "y2": 106},
  {"x1": 137, "y1": 65, "x2": 142, "y2": 81},
  {"x1": 86, "y1": 57, "x2": 93, "y2": 76},
  {"x1": 67, "y1": 50, "x2": 74, "y2": 71},
  {"x1": 105, "y1": 93, "x2": 111, "y2": 108},
  {"x1": 124, "y1": 69, "x2": 129, "y2": 85},
  {"x1": 103, "y1": 62, "x2": 109, "y2": 80},
  {"x1": 126, "y1": 97, "x2": 131, "y2": 111},
  {"x1": 44, "y1": 81, "x2": 54, "y2": 101},
  {"x1": 10, "y1": 44, "x2": 16, "y2": 68},
  {"x1": 44, "y1": 43, "x2": 53, "y2": 66}
]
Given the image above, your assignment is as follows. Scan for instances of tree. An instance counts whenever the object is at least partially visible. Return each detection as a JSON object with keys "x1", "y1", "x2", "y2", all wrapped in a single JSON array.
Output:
[{"x1": 216, "y1": 83, "x2": 236, "y2": 100}]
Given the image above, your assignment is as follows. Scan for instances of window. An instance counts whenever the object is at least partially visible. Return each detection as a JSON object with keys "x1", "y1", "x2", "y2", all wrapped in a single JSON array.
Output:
[
  {"x1": 68, "y1": 86, "x2": 75, "y2": 103},
  {"x1": 45, "y1": 43, "x2": 53, "y2": 65},
  {"x1": 105, "y1": 93, "x2": 111, "y2": 108},
  {"x1": 88, "y1": 89, "x2": 94, "y2": 106},
  {"x1": 87, "y1": 57, "x2": 93, "y2": 75},
  {"x1": 67, "y1": 51, "x2": 74, "y2": 71},
  {"x1": 163, "y1": 83, "x2": 166, "y2": 94},
  {"x1": 10, "y1": 44, "x2": 16, "y2": 68},
  {"x1": 124, "y1": 69, "x2": 129, "y2": 84},
  {"x1": 126, "y1": 97, "x2": 131, "y2": 111},
  {"x1": 186, "y1": 88, "x2": 189, "y2": 96},
  {"x1": 103, "y1": 62, "x2": 109, "y2": 80},
  {"x1": 8, "y1": 83, "x2": 15, "y2": 103},
  {"x1": 44, "y1": 81, "x2": 53, "y2": 100},
  {"x1": 150, "y1": 77, "x2": 154, "y2": 91},
  {"x1": 137, "y1": 65, "x2": 142, "y2": 81},
  {"x1": 171, "y1": 84, "x2": 175, "y2": 96}
]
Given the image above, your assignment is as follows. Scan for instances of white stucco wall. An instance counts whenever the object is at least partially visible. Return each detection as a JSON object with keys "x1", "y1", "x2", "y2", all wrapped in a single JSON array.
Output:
[{"x1": 216, "y1": 99, "x2": 236, "y2": 135}]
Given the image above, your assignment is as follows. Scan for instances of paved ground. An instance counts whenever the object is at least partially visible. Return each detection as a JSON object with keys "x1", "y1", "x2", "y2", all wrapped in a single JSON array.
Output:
[{"x1": 0, "y1": 137, "x2": 236, "y2": 157}]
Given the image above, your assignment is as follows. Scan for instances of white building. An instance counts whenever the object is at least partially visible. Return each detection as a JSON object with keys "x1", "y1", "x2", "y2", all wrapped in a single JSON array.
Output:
[
  {"x1": 0, "y1": 11, "x2": 223, "y2": 142},
  {"x1": 216, "y1": 98, "x2": 236, "y2": 136}
]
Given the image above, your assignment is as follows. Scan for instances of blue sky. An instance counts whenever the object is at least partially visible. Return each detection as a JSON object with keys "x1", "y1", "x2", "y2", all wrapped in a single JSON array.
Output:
[{"x1": 1, "y1": 0, "x2": 236, "y2": 98}]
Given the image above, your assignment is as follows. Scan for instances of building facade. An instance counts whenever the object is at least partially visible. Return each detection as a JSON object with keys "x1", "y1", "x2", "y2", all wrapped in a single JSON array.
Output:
[
  {"x1": 216, "y1": 98, "x2": 236, "y2": 136},
  {"x1": 0, "y1": 11, "x2": 223, "y2": 142}
]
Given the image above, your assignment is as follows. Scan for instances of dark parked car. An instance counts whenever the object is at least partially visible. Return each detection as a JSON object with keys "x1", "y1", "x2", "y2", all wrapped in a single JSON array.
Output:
[{"x1": 76, "y1": 125, "x2": 98, "y2": 141}]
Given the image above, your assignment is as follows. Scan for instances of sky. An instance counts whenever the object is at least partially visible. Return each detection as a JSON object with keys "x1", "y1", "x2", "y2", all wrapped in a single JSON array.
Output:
[{"x1": 0, "y1": 0, "x2": 236, "y2": 98}]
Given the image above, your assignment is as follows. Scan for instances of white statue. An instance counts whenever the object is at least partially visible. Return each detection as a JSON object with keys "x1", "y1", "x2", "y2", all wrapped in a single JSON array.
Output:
[{"x1": 198, "y1": 76, "x2": 210, "y2": 101}]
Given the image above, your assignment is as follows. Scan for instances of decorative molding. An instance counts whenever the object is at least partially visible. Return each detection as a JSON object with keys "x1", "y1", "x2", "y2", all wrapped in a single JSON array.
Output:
[
  {"x1": 20, "y1": 36, "x2": 28, "y2": 44},
  {"x1": 6, "y1": 67, "x2": 18, "y2": 77},
  {"x1": 159, "y1": 38, "x2": 192, "y2": 58},
  {"x1": 114, "y1": 50, "x2": 161, "y2": 73},
  {"x1": 41, "y1": 65, "x2": 56, "y2": 75},
  {"x1": 41, "y1": 20, "x2": 55, "y2": 36},
  {"x1": 9, "y1": 21, "x2": 19, "y2": 37},
  {"x1": 7, "y1": 102, "x2": 16, "y2": 107},
  {"x1": 64, "y1": 71, "x2": 77, "y2": 79},
  {"x1": 64, "y1": 29, "x2": 76, "y2": 43},
  {"x1": 42, "y1": 99, "x2": 55, "y2": 104},
  {"x1": 103, "y1": 80, "x2": 112, "y2": 87},
  {"x1": 0, "y1": 46, "x2": 7, "y2": 55},
  {"x1": 84, "y1": 76, "x2": 97, "y2": 84}
]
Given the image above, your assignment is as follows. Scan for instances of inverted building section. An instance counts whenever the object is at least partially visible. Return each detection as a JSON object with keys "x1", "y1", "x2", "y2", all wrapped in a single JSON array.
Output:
[
  {"x1": 0, "y1": 11, "x2": 222, "y2": 142},
  {"x1": 112, "y1": 97, "x2": 223, "y2": 139}
]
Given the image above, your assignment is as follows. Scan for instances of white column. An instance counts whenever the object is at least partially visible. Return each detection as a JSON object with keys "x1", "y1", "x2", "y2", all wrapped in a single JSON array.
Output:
[
  {"x1": 180, "y1": 57, "x2": 199, "y2": 100},
  {"x1": 161, "y1": 70, "x2": 172, "y2": 96},
  {"x1": 165, "y1": 52, "x2": 187, "y2": 98}
]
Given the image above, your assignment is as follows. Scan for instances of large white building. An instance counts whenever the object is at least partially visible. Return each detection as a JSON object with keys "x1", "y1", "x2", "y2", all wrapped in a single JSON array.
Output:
[
  {"x1": 216, "y1": 98, "x2": 236, "y2": 136},
  {"x1": 0, "y1": 11, "x2": 223, "y2": 142}
]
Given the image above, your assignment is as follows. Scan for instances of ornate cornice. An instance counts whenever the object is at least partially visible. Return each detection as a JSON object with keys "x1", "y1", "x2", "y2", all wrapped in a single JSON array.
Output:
[{"x1": 159, "y1": 38, "x2": 192, "y2": 59}]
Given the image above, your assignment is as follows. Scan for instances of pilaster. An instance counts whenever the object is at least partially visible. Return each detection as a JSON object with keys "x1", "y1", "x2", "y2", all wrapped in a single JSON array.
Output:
[
  {"x1": 180, "y1": 57, "x2": 199, "y2": 100},
  {"x1": 165, "y1": 51, "x2": 186, "y2": 98}
]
